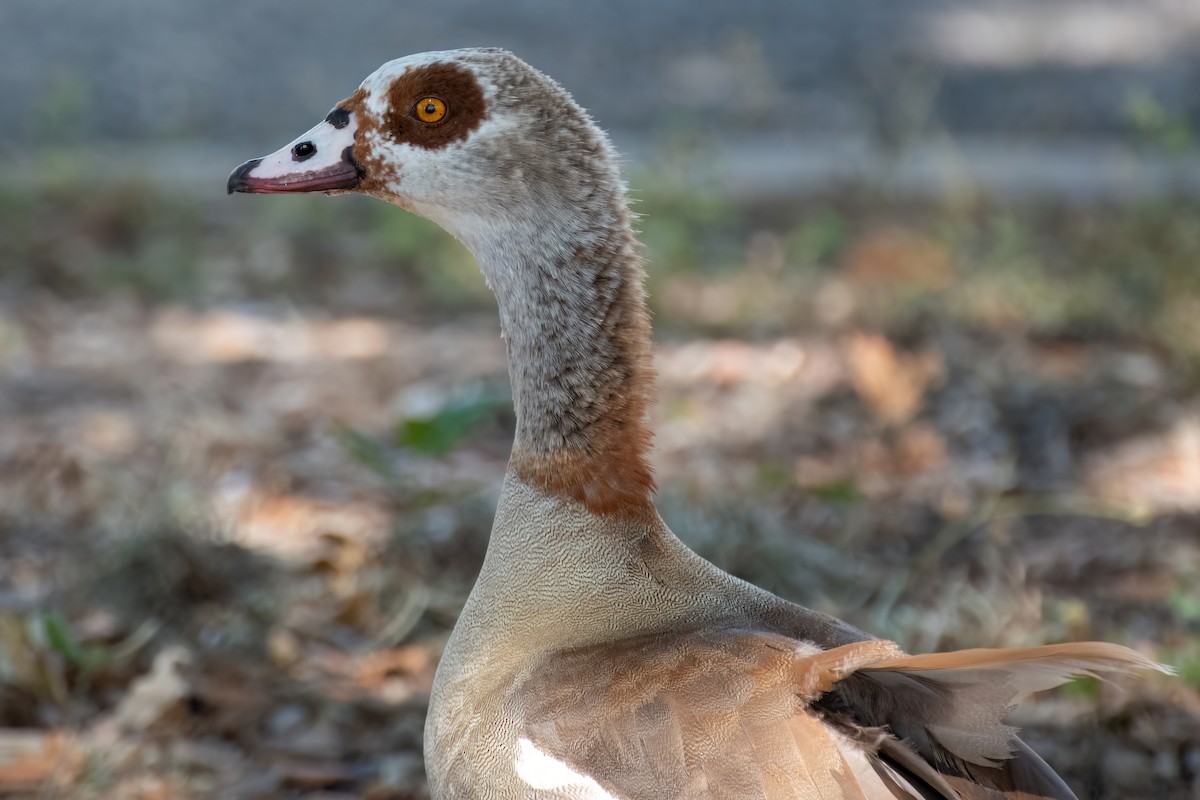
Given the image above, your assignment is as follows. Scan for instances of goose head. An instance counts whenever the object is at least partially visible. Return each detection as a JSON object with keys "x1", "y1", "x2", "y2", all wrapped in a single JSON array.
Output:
[
  {"x1": 227, "y1": 48, "x2": 622, "y2": 249},
  {"x1": 230, "y1": 48, "x2": 655, "y2": 516}
]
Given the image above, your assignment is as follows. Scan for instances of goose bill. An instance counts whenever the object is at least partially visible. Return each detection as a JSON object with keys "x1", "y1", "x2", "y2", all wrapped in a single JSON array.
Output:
[{"x1": 227, "y1": 111, "x2": 362, "y2": 195}]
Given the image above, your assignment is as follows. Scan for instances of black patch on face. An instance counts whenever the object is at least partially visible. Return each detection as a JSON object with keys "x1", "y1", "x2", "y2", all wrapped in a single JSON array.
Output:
[
  {"x1": 326, "y1": 107, "x2": 352, "y2": 129},
  {"x1": 341, "y1": 146, "x2": 364, "y2": 178}
]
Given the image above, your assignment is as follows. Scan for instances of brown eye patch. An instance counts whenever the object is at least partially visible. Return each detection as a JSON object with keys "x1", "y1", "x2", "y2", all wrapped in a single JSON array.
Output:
[{"x1": 382, "y1": 62, "x2": 487, "y2": 150}]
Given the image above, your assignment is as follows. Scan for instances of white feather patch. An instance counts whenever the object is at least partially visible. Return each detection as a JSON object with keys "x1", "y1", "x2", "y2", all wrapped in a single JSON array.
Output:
[{"x1": 515, "y1": 737, "x2": 621, "y2": 798}]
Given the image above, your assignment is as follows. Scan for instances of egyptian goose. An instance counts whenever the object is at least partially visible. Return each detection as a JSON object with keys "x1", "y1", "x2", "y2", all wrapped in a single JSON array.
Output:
[{"x1": 229, "y1": 48, "x2": 1166, "y2": 800}]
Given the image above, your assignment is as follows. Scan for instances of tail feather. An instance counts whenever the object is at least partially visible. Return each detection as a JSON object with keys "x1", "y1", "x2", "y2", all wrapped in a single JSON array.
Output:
[
  {"x1": 855, "y1": 642, "x2": 1170, "y2": 767},
  {"x1": 866, "y1": 642, "x2": 1170, "y2": 698},
  {"x1": 818, "y1": 641, "x2": 1168, "y2": 798}
]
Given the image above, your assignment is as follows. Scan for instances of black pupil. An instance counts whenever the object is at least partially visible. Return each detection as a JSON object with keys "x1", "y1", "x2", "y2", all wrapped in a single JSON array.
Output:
[
  {"x1": 425, "y1": 103, "x2": 437, "y2": 115},
  {"x1": 293, "y1": 142, "x2": 315, "y2": 158}
]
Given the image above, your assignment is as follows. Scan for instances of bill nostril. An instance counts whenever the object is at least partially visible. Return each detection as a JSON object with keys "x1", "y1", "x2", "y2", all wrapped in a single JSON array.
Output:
[{"x1": 292, "y1": 141, "x2": 317, "y2": 161}]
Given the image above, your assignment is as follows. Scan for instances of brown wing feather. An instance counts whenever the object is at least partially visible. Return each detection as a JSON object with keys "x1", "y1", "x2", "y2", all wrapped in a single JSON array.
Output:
[
  {"x1": 874, "y1": 737, "x2": 960, "y2": 800},
  {"x1": 936, "y1": 738, "x2": 1079, "y2": 800},
  {"x1": 520, "y1": 631, "x2": 911, "y2": 798},
  {"x1": 518, "y1": 631, "x2": 1165, "y2": 799}
]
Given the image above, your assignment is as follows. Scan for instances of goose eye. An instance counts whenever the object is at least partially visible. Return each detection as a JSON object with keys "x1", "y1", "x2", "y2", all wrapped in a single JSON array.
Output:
[{"x1": 415, "y1": 97, "x2": 448, "y2": 124}]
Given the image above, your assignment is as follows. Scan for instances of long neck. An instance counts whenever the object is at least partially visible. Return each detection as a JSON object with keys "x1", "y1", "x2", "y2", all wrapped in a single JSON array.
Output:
[{"x1": 460, "y1": 191, "x2": 656, "y2": 516}]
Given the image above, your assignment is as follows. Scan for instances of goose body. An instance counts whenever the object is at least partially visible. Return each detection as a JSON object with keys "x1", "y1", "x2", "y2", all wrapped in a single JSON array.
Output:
[{"x1": 229, "y1": 48, "x2": 1165, "y2": 800}]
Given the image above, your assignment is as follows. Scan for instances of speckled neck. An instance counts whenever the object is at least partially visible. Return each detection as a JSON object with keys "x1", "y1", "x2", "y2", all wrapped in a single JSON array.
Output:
[{"x1": 460, "y1": 186, "x2": 656, "y2": 516}]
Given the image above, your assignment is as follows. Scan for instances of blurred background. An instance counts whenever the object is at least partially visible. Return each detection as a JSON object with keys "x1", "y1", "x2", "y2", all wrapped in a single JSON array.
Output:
[{"x1": 1, "y1": 1, "x2": 1198, "y2": 797}]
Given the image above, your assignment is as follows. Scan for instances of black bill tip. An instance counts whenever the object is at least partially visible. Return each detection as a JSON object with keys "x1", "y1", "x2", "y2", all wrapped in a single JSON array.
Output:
[{"x1": 226, "y1": 158, "x2": 263, "y2": 194}]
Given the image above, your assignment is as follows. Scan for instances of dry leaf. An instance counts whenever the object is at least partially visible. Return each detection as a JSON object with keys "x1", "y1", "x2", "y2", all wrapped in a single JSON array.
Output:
[
  {"x1": 896, "y1": 423, "x2": 949, "y2": 474},
  {"x1": 845, "y1": 333, "x2": 944, "y2": 425},
  {"x1": 267, "y1": 627, "x2": 302, "y2": 668},
  {"x1": 115, "y1": 646, "x2": 192, "y2": 732},
  {"x1": 1083, "y1": 416, "x2": 1200, "y2": 513},
  {"x1": 356, "y1": 644, "x2": 435, "y2": 700},
  {"x1": 275, "y1": 758, "x2": 357, "y2": 790},
  {"x1": 0, "y1": 729, "x2": 82, "y2": 791},
  {"x1": 842, "y1": 226, "x2": 955, "y2": 289}
]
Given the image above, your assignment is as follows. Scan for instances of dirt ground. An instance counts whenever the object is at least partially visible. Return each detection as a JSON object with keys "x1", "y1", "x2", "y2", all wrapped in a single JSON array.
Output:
[{"x1": 0, "y1": 177, "x2": 1198, "y2": 798}]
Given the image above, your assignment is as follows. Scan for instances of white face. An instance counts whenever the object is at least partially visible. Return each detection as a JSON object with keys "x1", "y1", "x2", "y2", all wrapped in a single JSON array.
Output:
[{"x1": 225, "y1": 110, "x2": 361, "y2": 194}]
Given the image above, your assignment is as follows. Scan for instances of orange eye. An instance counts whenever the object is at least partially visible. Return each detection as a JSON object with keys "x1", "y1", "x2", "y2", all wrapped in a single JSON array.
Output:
[{"x1": 415, "y1": 97, "x2": 448, "y2": 124}]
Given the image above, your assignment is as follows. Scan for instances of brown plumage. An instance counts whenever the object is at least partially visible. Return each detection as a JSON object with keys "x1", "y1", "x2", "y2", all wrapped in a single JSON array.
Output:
[
  {"x1": 515, "y1": 634, "x2": 1159, "y2": 799},
  {"x1": 228, "y1": 47, "x2": 1170, "y2": 799}
]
